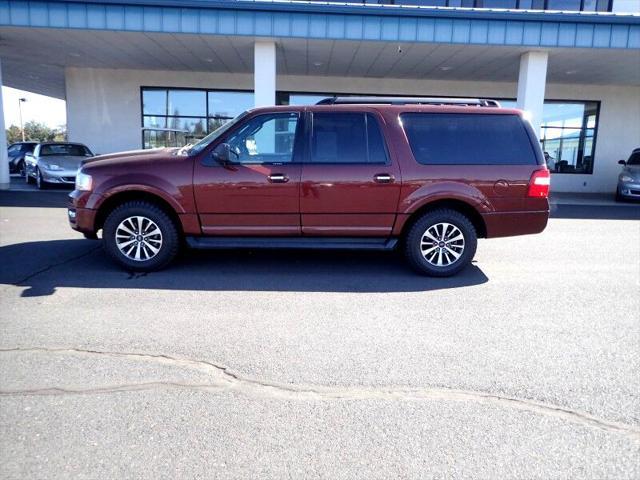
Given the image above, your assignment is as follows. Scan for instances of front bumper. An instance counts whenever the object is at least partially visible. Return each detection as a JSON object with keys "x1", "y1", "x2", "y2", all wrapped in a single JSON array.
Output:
[
  {"x1": 618, "y1": 181, "x2": 640, "y2": 199},
  {"x1": 68, "y1": 190, "x2": 101, "y2": 235},
  {"x1": 41, "y1": 169, "x2": 77, "y2": 184}
]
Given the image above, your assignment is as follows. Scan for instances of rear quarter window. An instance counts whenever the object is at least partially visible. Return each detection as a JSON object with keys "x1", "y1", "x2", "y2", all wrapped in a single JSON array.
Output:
[{"x1": 400, "y1": 113, "x2": 537, "y2": 165}]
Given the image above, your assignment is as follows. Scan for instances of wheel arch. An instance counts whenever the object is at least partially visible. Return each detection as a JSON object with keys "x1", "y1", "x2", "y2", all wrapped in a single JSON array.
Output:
[
  {"x1": 399, "y1": 199, "x2": 487, "y2": 240},
  {"x1": 94, "y1": 190, "x2": 183, "y2": 235}
]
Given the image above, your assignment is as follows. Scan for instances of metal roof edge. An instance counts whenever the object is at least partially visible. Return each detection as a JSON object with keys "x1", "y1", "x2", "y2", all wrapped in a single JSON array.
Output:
[{"x1": 47, "y1": 0, "x2": 640, "y2": 25}]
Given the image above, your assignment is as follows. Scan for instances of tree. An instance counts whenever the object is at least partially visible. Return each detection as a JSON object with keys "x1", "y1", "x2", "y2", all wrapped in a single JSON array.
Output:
[{"x1": 5, "y1": 121, "x2": 65, "y2": 144}]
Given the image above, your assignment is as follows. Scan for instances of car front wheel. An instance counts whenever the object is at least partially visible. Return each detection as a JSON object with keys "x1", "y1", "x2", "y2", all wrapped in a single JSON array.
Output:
[
  {"x1": 102, "y1": 201, "x2": 179, "y2": 272},
  {"x1": 404, "y1": 209, "x2": 478, "y2": 277},
  {"x1": 35, "y1": 168, "x2": 47, "y2": 190}
]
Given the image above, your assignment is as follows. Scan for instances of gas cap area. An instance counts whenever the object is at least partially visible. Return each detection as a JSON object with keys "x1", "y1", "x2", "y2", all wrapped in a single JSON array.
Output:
[{"x1": 493, "y1": 180, "x2": 510, "y2": 195}]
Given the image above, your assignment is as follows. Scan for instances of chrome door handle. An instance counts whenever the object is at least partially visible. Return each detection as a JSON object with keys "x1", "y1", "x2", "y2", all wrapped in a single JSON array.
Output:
[
  {"x1": 268, "y1": 174, "x2": 289, "y2": 183},
  {"x1": 374, "y1": 174, "x2": 394, "y2": 184}
]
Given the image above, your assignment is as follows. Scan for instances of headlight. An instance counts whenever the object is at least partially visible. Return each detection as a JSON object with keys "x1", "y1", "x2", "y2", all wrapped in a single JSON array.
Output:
[
  {"x1": 75, "y1": 171, "x2": 93, "y2": 191},
  {"x1": 619, "y1": 174, "x2": 634, "y2": 183}
]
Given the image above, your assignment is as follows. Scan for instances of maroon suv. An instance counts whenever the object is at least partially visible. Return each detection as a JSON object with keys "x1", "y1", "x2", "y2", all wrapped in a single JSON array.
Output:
[{"x1": 68, "y1": 97, "x2": 550, "y2": 276}]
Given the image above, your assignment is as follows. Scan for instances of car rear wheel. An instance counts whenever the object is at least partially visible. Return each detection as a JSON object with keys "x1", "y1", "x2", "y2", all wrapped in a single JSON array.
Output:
[
  {"x1": 404, "y1": 209, "x2": 477, "y2": 277},
  {"x1": 103, "y1": 201, "x2": 179, "y2": 272}
]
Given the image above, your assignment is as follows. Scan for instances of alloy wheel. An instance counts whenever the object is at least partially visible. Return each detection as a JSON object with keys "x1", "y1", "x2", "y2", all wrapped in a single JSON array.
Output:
[
  {"x1": 115, "y1": 216, "x2": 163, "y2": 262},
  {"x1": 420, "y1": 222, "x2": 465, "y2": 267}
]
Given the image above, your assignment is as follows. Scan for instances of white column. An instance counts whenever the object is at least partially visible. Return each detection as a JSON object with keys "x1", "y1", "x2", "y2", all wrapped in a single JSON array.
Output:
[
  {"x1": 254, "y1": 41, "x2": 276, "y2": 107},
  {"x1": 0, "y1": 59, "x2": 9, "y2": 190},
  {"x1": 516, "y1": 51, "x2": 548, "y2": 139}
]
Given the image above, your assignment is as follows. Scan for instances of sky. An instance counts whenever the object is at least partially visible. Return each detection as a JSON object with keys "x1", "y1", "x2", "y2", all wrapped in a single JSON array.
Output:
[{"x1": 2, "y1": 87, "x2": 66, "y2": 130}]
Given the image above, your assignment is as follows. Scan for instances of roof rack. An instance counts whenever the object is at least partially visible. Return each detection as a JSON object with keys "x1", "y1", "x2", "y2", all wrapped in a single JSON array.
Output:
[{"x1": 316, "y1": 96, "x2": 501, "y2": 107}]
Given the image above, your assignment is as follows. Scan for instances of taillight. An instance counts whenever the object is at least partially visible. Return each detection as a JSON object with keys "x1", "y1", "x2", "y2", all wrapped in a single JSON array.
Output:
[{"x1": 528, "y1": 168, "x2": 550, "y2": 198}]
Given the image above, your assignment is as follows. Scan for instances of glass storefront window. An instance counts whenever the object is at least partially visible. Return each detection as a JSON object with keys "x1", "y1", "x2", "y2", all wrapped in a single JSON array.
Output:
[
  {"x1": 500, "y1": 99, "x2": 599, "y2": 174},
  {"x1": 141, "y1": 88, "x2": 253, "y2": 149},
  {"x1": 167, "y1": 90, "x2": 206, "y2": 117},
  {"x1": 208, "y1": 91, "x2": 254, "y2": 119},
  {"x1": 540, "y1": 101, "x2": 598, "y2": 174}
]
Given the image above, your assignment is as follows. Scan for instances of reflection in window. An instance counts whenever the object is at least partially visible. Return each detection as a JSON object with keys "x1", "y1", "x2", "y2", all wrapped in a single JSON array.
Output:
[
  {"x1": 226, "y1": 113, "x2": 299, "y2": 164},
  {"x1": 540, "y1": 102, "x2": 598, "y2": 175},
  {"x1": 141, "y1": 88, "x2": 253, "y2": 149}
]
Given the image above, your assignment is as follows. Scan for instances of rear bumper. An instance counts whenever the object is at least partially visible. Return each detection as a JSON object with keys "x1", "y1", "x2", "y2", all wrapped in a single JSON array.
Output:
[{"x1": 482, "y1": 210, "x2": 549, "y2": 238}]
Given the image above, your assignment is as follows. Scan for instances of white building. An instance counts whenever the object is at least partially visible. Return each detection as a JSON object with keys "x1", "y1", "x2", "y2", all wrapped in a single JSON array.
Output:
[{"x1": 1, "y1": 0, "x2": 639, "y2": 193}]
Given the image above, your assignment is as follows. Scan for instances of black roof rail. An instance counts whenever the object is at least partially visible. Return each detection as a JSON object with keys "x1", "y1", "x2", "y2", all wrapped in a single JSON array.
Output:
[{"x1": 316, "y1": 96, "x2": 501, "y2": 107}]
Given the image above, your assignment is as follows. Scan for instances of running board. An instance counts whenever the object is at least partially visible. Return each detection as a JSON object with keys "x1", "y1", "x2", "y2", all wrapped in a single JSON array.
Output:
[{"x1": 185, "y1": 236, "x2": 398, "y2": 251}]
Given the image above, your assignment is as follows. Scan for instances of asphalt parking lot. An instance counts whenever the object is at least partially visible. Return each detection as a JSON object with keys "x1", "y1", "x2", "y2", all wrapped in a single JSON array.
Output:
[{"x1": 1, "y1": 188, "x2": 639, "y2": 479}]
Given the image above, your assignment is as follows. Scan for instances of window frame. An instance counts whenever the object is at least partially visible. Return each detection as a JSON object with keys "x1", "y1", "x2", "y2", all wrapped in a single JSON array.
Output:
[{"x1": 304, "y1": 111, "x2": 391, "y2": 166}]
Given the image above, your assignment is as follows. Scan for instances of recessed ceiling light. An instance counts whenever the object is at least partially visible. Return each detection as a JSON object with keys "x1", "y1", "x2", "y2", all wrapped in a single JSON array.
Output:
[
  {"x1": 28, "y1": 74, "x2": 39, "y2": 80},
  {"x1": 313, "y1": 61, "x2": 323, "y2": 67},
  {"x1": 565, "y1": 70, "x2": 577, "y2": 75},
  {"x1": 68, "y1": 52, "x2": 81, "y2": 57},
  {"x1": 440, "y1": 66, "x2": 452, "y2": 71},
  {"x1": 203, "y1": 58, "x2": 214, "y2": 63}
]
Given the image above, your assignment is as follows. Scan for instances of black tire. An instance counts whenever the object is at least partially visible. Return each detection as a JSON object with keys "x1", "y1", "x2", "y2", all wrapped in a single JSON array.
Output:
[
  {"x1": 35, "y1": 169, "x2": 47, "y2": 190},
  {"x1": 404, "y1": 209, "x2": 477, "y2": 277},
  {"x1": 25, "y1": 168, "x2": 34, "y2": 184},
  {"x1": 17, "y1": 160, "x2": 25, "y2": 178},
  {"x1": 615, "y1": 190, "x2": 625, "y2": 202},
  {"x1": 102, "y1": 201, "x2": 180, "y2": 272}
]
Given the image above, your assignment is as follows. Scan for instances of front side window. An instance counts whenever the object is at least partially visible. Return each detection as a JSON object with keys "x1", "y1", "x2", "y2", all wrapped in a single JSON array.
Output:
[
  {"x1": 309, "y1": 113, "x2": 389, "y2": 164},
  {"x1": 401, "y1": 113, "x2": 536, "y2": 165},
  {"x1": 225, "y1": 113, "x2": 299, "y2": 164}
]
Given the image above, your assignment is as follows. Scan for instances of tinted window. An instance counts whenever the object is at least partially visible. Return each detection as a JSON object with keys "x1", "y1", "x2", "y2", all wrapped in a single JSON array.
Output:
[
  {"x1": 310, "y1": 113, "x2": 388, "y2": 164},
  {"x1": 401, "y1": 113, "x2": 536, "y2": 166},
  {"x1": 628, "y1": 152, "x2": 640, "y2": 166},
  {"x1": 39, "y1": 144, "x2": 92, "y2": 157}
]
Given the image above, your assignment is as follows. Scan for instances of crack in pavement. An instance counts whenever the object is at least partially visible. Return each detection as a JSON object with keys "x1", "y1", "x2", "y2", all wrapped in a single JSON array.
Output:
[{"x1": 1, "y1": 346, "x2": 639, "y2": 441}]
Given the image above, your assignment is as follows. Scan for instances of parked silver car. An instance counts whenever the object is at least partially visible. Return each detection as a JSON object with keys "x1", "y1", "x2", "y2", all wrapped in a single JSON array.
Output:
[
  {"x1": 25, "y1": 142, "x2": 93, "y2": 189},
  {"x1": 616, "y1": 148, "x2": 640, "y2": 201}
]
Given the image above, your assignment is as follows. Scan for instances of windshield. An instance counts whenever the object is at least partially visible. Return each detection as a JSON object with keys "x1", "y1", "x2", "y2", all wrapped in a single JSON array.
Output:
[
  {"x1": 627, "y1": 152, "x2": 640, "y2": 165},
  {"x1": 186, "y1": 112, "x2": 249, "y2": 156},
  {"x1": 40, "y1": 144, "x2": 92, "y2": 157}
]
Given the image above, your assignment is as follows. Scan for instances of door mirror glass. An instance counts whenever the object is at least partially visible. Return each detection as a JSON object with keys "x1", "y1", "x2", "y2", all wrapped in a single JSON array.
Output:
[
  {"x1": 212, "y1": 143, "x2": 233, "y2": 164},
  {"x1": 618, "y1": 159, "x2": 626, "y2": 165}
]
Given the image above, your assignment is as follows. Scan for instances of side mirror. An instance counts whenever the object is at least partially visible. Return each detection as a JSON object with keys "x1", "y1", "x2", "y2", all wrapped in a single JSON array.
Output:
[
  {"x1": 212, "y1": 143, "x2": 232, "y2": 164},
  {"x1": 618, "y1": 160, "x2": 626, "y2": 165}
]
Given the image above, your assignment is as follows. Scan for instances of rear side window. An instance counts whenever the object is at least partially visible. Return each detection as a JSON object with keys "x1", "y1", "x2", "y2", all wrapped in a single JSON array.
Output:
[
  {"x1": 310, "y1": 113, "x2": 388, "y2": 164},
  {"x1": 401, "y1": 113, "x2": 536, "y2": 165}
]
